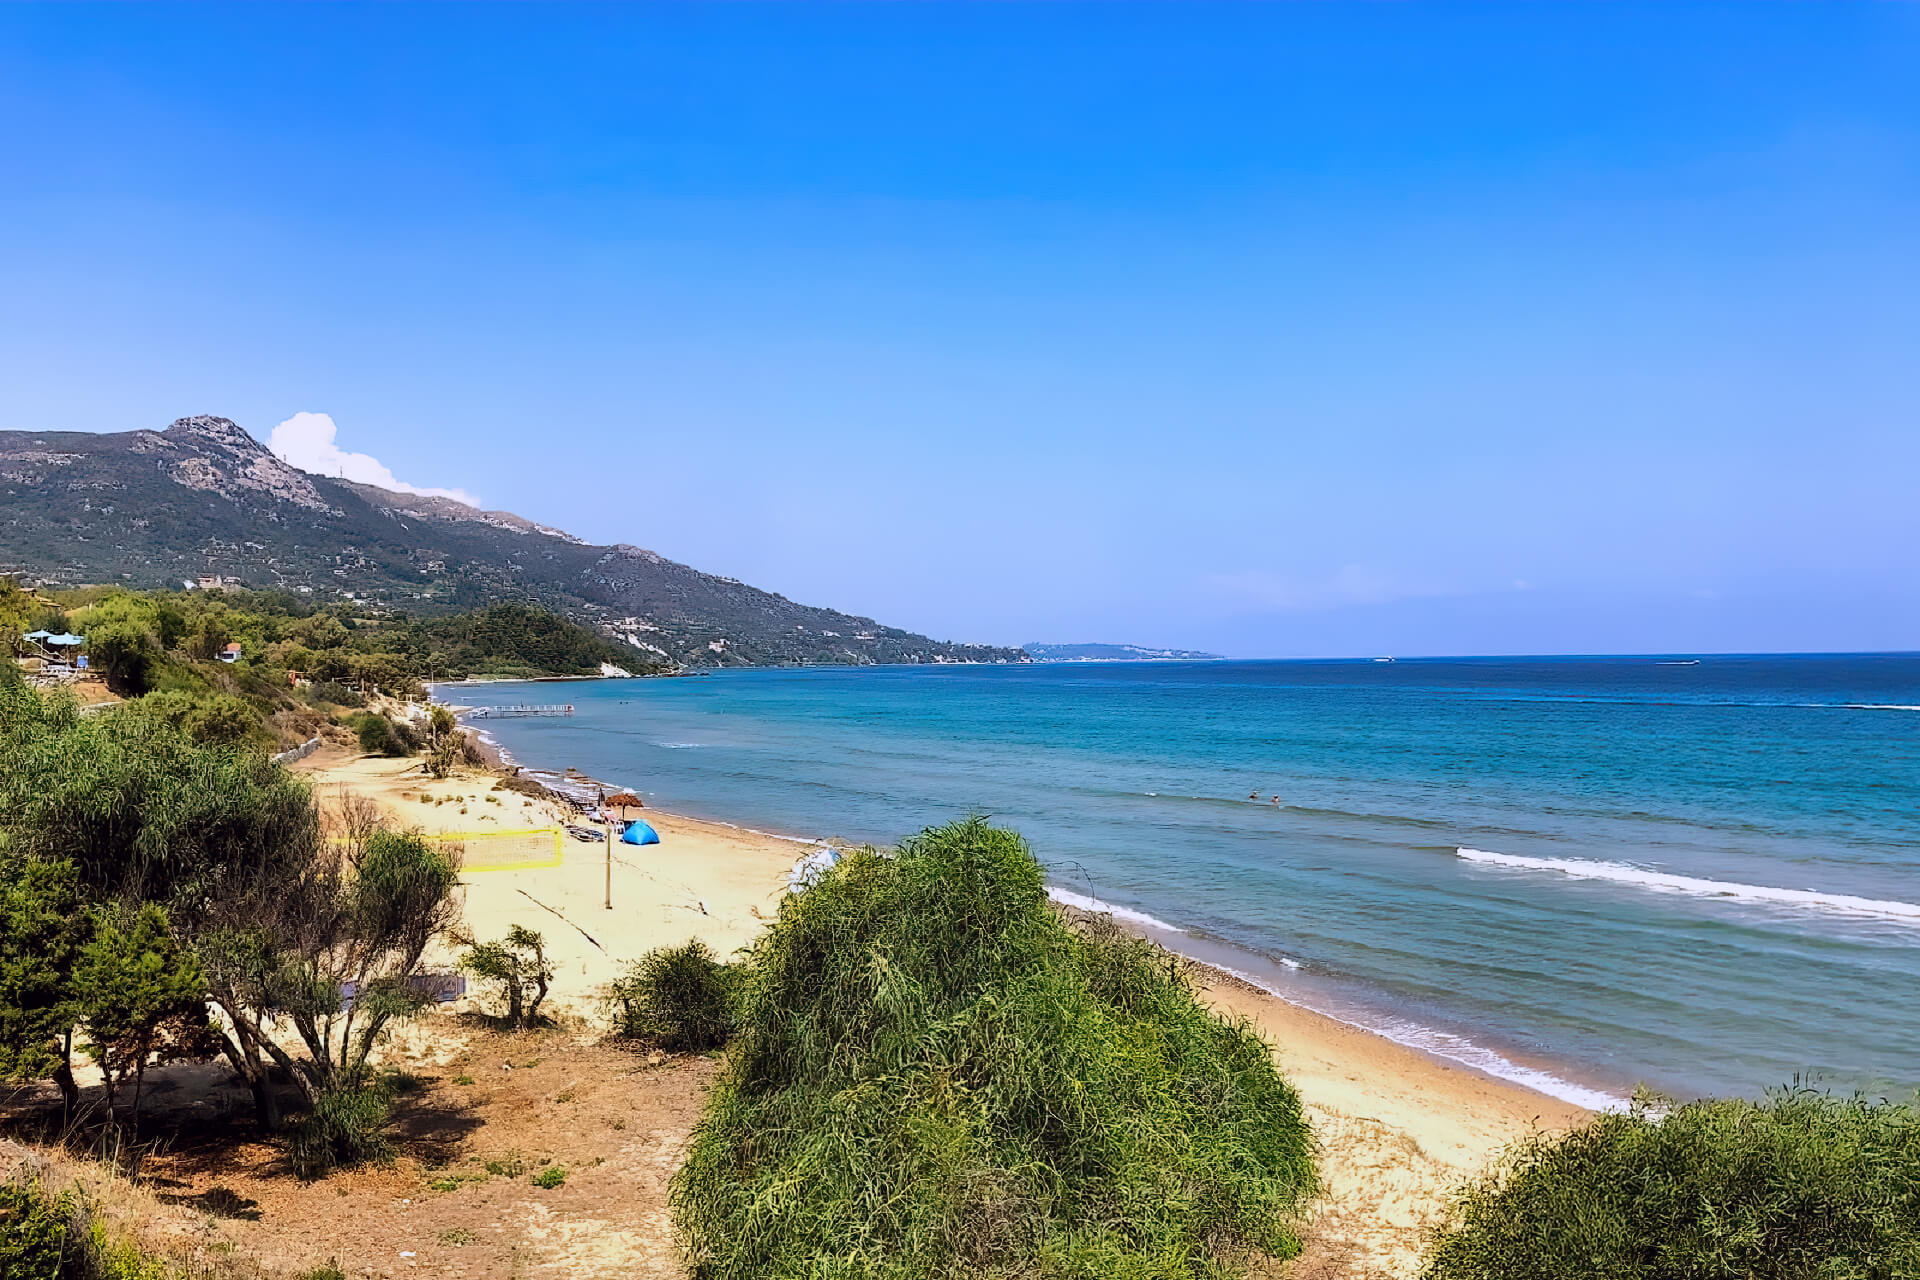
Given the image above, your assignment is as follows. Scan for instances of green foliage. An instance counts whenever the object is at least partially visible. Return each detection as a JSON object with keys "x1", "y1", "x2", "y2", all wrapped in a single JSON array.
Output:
[
  {"x1": 287, "y1": 1082, "x2": 395, "y2": 1179},
  {"x1": 0, "y1": 677, "x2": 322, "y2": 1131},
  {"x1": 74, "y1": 903, "x2": 211, "y2": 1132},
  {"x1": 458, "y1": 924, "x2": 553, "y2": 1029},
  {"x1": 85, "y1": 622, "x2": 154, "y2": 696},
  {"x1": 46, "y1": 587, "x2": 667, "y2": 752},
  {"x1": 0, "y1": 1181, "x2": 70, "y2": 1278},
  {"x1": 353, "y1": 712, "x2": 412, "y2": 757},
  {"x1": 0, "y1": 852, "x2": 88, "y2": 1086},
  {"x1": 672, "y1": 817, "x2": 1319, "y2": 1280},
  {"x1": 423, "y1": 703, "x2": 462, "y2": 778},
  {"x1": 0, "y1": 678, "x2": 319, "y2": 913},
  {"x1": 307, "y1": 680, "x2": 362, "y2": 707},
  {"x1": 0, "y1": 578, "x2": 36, "y2": 652},
  {"x1": 0, "y1": 1181, "x2": 183, "y2": 1280},
  {"x1": 1422, "y1": 1087, "x2": 1920, "y2": 1280},
  {"x1": 609, "y1": 941, "x2": 735, "y2": 1052},
  {"x1": 532, "y1": 1164, "x2": 567, "y2": 1190},
  {"x1": 414, "y1": 602, "x2": 649, "y2": 678},
  {"x1": 127, "y1": 690, "x2": 264, "y2": 747},
  {"x1": 277, "y1": 829, "x2": 462, "y2": 1100}
]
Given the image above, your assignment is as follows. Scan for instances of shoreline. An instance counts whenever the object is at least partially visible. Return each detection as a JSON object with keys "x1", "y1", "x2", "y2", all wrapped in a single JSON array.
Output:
[
  {"x1": 443, "y1": 688, "x2": 1617, "y2": 1114},
  {"x1": 410, "y1": 694, "x2": 1599, "y2": 1272},
  {"x1": 439, "y1": 686, "x2": 1609, "y2": 1113}
]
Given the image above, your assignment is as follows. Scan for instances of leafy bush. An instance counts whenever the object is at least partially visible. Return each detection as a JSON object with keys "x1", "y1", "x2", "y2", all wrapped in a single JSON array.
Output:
[
  {"x1": 671, "y1": 817, "x2": 1318, "y2": 1279},
  {"x1": 0, "y1": 1181, "x2": 69, "y2": 1279},
  {"x1": 308, "y1": 681, "x2": 363, "y2": 708},
  {"x1": 532, "y1": 1164, "x2": 567, "y2": 1190},
  {"x1": 0, "y1": 1180, "x2": 181, "y2": 1280},
  {"x1": 287, "y1": 1082, "x2": 395, "y2": 1179},
  {"x1": 1422, "y1": 1087, "x2": 1920, "y2": 1280},
  {"x1": 610, "y1": 940, "x2": 734, "y2": 1052},
  {"x1": 457, "y1": 925, "x2": 553, "y2": 1028},
  {"x1": 353, "y1": 713, "x2": 412, "y2": 757}
]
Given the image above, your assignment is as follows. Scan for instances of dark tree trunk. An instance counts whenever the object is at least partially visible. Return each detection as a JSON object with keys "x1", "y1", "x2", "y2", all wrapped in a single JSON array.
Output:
[{"x1": 52, "y1": 1032, "x2": 79, "y2": 1125}]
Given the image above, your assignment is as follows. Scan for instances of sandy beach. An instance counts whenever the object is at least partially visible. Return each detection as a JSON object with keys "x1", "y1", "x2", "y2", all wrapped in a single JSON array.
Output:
[{"x1": 288, "y1": 739, "x2": 1588, "y2": 1277}]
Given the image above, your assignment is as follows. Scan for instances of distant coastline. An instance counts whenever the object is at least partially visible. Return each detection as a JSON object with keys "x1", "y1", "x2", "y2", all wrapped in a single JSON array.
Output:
[{"x1": 1023, "y1": 642, "x2": 1225, "y2": 662}]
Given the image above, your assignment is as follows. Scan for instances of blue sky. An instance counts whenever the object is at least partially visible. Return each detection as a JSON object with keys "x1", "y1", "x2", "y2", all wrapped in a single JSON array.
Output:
[{"x1": 2, "y1": 5, "x2": 1916, "y2": 656}]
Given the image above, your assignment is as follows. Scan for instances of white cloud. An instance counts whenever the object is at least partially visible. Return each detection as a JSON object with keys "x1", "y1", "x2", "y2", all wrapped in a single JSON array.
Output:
[{"x1": 268, "y1": 412, "x2": 481, "y2": 507}]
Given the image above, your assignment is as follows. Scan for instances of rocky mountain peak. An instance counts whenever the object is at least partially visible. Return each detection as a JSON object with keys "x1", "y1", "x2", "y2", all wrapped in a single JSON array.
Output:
[
  {"x1": 159, "y1": 414, "x2": 335, "y2": 513},
  {"x1": 163, "y1": 415, "x2": 263, "y2": 453}
]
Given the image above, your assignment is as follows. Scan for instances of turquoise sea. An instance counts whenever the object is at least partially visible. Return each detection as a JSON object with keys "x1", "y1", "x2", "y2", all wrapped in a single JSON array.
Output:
[{"x1": 444, "y1": 655, "x2": 1920, "y2": 1108}]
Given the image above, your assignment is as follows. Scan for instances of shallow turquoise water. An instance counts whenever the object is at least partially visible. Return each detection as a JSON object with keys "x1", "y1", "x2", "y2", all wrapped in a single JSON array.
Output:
[{"x1": 447, "y1": 655, "x2": 1920, "y2": 1106}]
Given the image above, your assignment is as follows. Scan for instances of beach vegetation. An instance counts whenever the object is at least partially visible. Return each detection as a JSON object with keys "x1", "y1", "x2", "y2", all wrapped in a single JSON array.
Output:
[
  {"x1": 457, "y1": 924, "x2": 554, "y2": 1029},
  {"x1": 0, "y1": 848, "x2": 90, "y2": 1115},
  {"x1": 286, "y1": 1079, "x2": 395, "y2": 1180},
  {"x1": 1422, "y1": 1086, "x2": 1920, "y2": 1280},
  {"x1": 74, "y1": 902, "x2": 215, "y2": 1139},
  {"x1": 0, "y1": 1180, "x2": 71, "y2": 1277},
  {"x1": 423, "y1": 703, "x2": 462, "y2": 778},
  {"x1": 0, "y1": 679, "x2": 461, "y2": 1155},
  {"x1": 609, "y1": 940, "x2": 735, "y2": 1052},
  {"x1": 0, "y1": 1177, "x2": 197, "y2": 1280},
  {"x1": 9, "y1": 585, "x2": 665, "y2": 752},
  {"x1": 671, "y1": 816, "x2": 1318, "y2": 1279}
]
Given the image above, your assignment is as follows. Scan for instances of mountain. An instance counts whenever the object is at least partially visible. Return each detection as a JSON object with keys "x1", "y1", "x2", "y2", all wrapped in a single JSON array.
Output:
[
  {"x1": 1023, "y1": 643, "x2": 1224, "y2": 662},
  {"x1": 0, "y1": 415, "x2": 1026, "y2": 669}
]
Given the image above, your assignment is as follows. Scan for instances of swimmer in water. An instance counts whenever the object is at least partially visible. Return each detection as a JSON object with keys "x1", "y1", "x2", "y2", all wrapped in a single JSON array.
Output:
[
  {"x1": 1271, "y1": 795, "x2": 1282, "y2": 805},
  {"x1": 1249, "y1": 791, "x2": 1259, "y2": 801}
]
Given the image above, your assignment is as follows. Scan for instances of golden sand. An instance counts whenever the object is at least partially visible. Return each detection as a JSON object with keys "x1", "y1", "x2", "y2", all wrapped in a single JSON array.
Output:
[{"x1": 298, "y1": 744, "x2": 1586, "y2": 1277}]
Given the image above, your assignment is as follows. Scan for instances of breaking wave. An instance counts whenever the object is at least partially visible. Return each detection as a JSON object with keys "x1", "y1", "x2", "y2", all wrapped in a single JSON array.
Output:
[{"x1": 1458, "y1": 847, "x2": 1920, "y2": 925}]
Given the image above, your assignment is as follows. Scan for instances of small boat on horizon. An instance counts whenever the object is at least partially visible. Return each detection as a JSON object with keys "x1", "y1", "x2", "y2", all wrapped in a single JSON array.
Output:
[{"x1": 1373, "y1": 655, "x2": 1395, "y2": 663}]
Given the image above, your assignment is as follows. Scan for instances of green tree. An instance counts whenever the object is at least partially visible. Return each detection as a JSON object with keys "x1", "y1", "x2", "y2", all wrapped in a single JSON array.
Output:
[
  {"x1": 276, "y1": 831, "x2": 462, "y2": 1099},
  {"x1": 74, "y1": 903, "x2": 212, "y2": 1137},
  {"x1": 85, "y1": 621, "x2": 155, "y2": 696},
  {"x1": 423, "y1": 704, "x2": 461, "y2": 778},
  {"x1": 458, "y1": 925, "x2": 552, "y2": 1028},
  {"x1": 0, "y1": 577, "x2": 35, "y2": 653},
  {"x1": 0, "y1": 680, "x2": 322, "y2": 1130},
  {"x1": 0, "y1": 849, "x2": 90, "y2": 1118}
]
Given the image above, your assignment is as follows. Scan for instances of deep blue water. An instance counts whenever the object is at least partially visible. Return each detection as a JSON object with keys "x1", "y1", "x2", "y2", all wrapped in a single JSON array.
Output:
[{"x1": 445, "y1": 655, "x2": 1920, "y2": 1107}]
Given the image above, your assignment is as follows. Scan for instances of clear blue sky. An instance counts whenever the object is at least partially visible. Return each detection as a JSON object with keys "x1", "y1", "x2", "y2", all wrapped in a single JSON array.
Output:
[{"x1": 3, "y1": 5, "x2": 1915, "y2": 657}]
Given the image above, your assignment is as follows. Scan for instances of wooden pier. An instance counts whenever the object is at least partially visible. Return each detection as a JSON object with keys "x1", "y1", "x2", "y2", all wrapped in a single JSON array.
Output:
[{"x1": 468, "y1": 704, "x2": 574, "y2": 718}]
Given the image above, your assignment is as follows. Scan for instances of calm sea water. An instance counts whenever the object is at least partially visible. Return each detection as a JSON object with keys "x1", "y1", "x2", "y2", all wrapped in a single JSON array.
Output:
[{"x1": 444, "y1": 656, "x2": 1920, "y2": 1107}]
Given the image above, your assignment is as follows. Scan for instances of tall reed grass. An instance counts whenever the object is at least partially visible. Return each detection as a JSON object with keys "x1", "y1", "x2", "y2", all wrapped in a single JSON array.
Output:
[
  {"x1": 671, "y1": 817, "x2": 1318, "y2": 1279},
  {"x1": 1423, "y1": 1086, "x2": 1920, "y2": 1279}
]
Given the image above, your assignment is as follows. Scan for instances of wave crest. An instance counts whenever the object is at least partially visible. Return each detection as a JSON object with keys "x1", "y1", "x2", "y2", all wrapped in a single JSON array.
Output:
[
  {"x1": 1457, "y1": 847, "x2": 1920, "y2": 924},
  {"x1": 1047, "y1": 886, "x2": 1184, "y2": 933}
]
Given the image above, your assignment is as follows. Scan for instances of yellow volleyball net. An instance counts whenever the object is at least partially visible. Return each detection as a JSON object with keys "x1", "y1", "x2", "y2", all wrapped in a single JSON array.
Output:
[{"x1": 427, "y1": 827, "x2": 565, "y2": 873}]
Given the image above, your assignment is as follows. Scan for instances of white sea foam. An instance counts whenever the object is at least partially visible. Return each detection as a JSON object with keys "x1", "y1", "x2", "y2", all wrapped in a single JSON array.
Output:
[
  {"x1": 1458, "y1": 847, "x2": 1920, "y2": 924},
  {"x1": 1046, "y1": 886, "x2": 1185, "y2": 934},
  {"x1": 1214, "y1": 966, "x2": 1624, "y2": 1111},
  {"x1": 657, "y1": 742, "x2": 705, "y2": 749},
  {"x1": 1843, "y1": 704, "x2": 1920, "y2": 712}
]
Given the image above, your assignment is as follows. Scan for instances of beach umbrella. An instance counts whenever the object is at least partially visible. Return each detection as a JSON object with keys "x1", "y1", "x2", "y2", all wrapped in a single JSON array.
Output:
[
  {"x1": 605, "y1": 791, "x2": 644, "y2": 809},
  {"x1": 620, "y1": 819, "x2": 661, "y2": 847}
]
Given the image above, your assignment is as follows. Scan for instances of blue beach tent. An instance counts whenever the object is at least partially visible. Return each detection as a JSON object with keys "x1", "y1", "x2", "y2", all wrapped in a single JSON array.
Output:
[{"x1": 620, "y1": 819, "x2": 661, "y2": 847}]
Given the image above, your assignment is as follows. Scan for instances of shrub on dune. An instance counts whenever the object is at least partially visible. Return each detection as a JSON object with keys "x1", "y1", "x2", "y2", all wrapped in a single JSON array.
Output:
[
  {"x1": 609, "y1": 939, "x2": 735, "y2": 1052},
  {"x1": 1422, "y1": 1086, "x2": 1920, "y2": 1280},
  {"x1": 671, "y1": 816, "x2": 1318, "y2": 1280}
]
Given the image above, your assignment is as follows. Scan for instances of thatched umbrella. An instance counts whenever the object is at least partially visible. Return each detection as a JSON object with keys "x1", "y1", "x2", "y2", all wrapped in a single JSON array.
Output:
[{"x1": 605, "y1": 791, "x2": 644, "y2": 810}]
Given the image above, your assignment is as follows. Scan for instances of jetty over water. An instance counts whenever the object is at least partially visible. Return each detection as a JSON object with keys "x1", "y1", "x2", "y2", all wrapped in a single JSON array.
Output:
[{"x1": 467, "y1": 704, "x2": 574, "y2": 718}]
